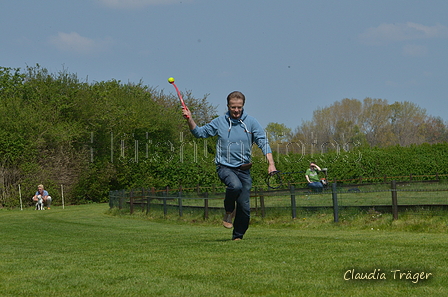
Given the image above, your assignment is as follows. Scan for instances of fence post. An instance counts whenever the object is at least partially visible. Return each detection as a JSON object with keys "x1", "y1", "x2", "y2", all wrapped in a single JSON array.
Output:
[
  {"x1": 178, "y1": 185, "x2": 183, "y2": 217},
  {"x1": 254, "y1": 187, "x2": 259, "y2": 215},
  {"x1": 163, "y1": 186, "x2": 169, "y2": 216},
  {"x1": 391, "y1": 180, "x2": 398, "y2": 220},
  {"x1": 290, "y1": 185, "x2": 296, "y2": 219},
  {"x1": 332, "y1": 182, "x2": 339, "y2": 223},
  {"x1": 146, "y1": 187, "x2": 154, "y2": 215},
  {"x1": 130, "y1": 189, "x2": 134, "y2": 215},
  {"x1": 163, "y1": 197, "x2": 168, "y2": 216},
  {"x1": 204, "y1": 192, "x2": 209, "y2": 220},
  {"x1": 141, "y1": 188, "x2": 145, "y2": 212},
  {"x1": 119, "y1": 189, "x2": 125, "y2": 210},
  {"x1": 259, "y1": 188, "x2": 266, "y2": 218}
]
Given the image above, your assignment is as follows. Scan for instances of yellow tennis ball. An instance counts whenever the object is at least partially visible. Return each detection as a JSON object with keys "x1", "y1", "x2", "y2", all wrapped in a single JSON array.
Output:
[{"x1": 168, "y1": 77, "x2": 175, "y2": 83}]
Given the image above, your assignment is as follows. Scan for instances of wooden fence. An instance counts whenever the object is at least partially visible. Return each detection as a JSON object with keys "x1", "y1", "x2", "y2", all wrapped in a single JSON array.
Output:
[{"x1": 109, "y1": 179, "x2": 448, "y2": 222}]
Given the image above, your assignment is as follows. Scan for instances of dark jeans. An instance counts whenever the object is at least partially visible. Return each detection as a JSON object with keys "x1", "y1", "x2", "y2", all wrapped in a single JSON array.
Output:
[
  {"x1": 308, "y1": 181, "x2": 323, "y2": 192},
  {"x1": 217, "y1": 165, "x2": 252, "y2": 239}
]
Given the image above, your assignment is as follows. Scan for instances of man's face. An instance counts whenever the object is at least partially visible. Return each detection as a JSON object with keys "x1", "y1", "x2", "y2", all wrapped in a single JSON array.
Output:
[
  {"x1": 227, "y1": 98, "x2": 244, "y2": 119},
  {"x1": 38, "y1": 188, "x2": 43, "y2": 193}
]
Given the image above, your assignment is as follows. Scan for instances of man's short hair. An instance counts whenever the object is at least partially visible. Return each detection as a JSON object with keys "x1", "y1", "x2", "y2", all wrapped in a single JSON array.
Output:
[{"x1": 227, "y1": 91, "x2": 245, "y2": 105}]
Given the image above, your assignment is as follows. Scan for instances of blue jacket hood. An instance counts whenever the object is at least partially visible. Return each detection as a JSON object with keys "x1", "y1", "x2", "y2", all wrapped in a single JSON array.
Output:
[{"x1": 225, "y1": 109, "x2": 250, "y2": 132}]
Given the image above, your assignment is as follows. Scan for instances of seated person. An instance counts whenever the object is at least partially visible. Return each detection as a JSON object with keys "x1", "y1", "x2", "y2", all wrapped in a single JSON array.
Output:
[
  {"x1": 32, "y1": 184, "x2": 52, "y2": 209},
  {"x1": 305, "y1": 162, "x2": 323, "y2": 192}
]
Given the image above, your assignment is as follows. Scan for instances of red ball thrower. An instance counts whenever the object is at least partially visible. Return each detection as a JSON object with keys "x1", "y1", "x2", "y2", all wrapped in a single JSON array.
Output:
[{"x1": 168, "y1": 77, "x2": 189, "y2": 119}]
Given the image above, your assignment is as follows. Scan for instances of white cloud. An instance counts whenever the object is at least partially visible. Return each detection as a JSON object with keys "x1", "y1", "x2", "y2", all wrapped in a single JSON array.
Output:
[
  {"x1": 402, "y1": 44, "x2": 428, "y2": 57},
  {"x1": 98, "y1": 0, "x2": 187, "y2": 9},
  {"x1": 49, "y1": 32, "x2": 113, "y2": 54},
  {"x1": 359, "y1": 22, "x2": 448, "y2": 45}
]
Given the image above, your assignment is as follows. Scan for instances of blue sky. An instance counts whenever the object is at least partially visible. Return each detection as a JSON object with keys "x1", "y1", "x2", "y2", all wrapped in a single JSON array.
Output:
[{"x1": 1, "y1": 0, "x2": 447, "y2": 130}]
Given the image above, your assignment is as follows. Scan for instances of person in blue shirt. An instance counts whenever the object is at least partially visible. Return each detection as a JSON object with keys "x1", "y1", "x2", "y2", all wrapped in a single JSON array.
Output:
[
  {"x1": 183, "y1": 91, "x2": 276, "y2": 240},
  {"x1": 32, "y1": 184, "x2": 52, "y2": 209}
]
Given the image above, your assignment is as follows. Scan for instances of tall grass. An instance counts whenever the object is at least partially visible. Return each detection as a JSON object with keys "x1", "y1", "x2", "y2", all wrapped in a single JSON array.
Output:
[{"x1": 1, "y1": 204, "x2": 447, "y2": 296}]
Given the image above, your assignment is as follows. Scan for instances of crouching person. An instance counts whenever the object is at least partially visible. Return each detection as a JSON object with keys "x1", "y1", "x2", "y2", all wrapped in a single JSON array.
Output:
[
  {"x1": 305, "y1": 162, "x2": 324, "y2": 193},
  {"x1": 32, "y1": 184, "x2": 52, "y2": 210}
]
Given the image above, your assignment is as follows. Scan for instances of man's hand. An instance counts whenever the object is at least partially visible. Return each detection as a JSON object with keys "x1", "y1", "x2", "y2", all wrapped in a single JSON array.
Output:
[
  {"x1": 182, "y1": 106, "x2": 192, "y2": 119},
  {"x1": 268, "y1": 164, "x2": 277, "y2": 174},
  {"x1": 183, "y1": 107, "x2": 197, "y2": 130},
  {"x1": 265, "y1": 153, "x2": 276, "y2": 174}
]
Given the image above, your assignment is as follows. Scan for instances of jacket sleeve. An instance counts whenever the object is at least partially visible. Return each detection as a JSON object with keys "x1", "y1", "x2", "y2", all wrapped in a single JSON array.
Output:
[
  {"x1": 251, "y1": 118, "x2": 272, "y2": 156},
  {"x1": 191, "y1": 118, "x2": 220, "y2": 138}
]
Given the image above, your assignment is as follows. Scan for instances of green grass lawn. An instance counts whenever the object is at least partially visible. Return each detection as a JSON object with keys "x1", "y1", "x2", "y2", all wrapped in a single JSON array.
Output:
[{"x1": 1, "y1": 204, "x2": 447, "y2": 296}]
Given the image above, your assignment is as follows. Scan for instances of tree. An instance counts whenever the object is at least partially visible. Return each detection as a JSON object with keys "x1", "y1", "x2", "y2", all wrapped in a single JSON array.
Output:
[
  {"x1": 265, "y1": 122, "x2": 292, "y2": 144},
  {"x1": 389, "y1": 101, "x2": 427, "y2": 146},
  {"x1": 0, "y1": 65, "x2": 219, "y2": 205},
  {"x1": 361, "y1": 98, "x2": 394, "y2": 146},
  {"x1": 291, "y1": 97, "x2": 447, "y2": 149},
  {"x1": 422, "y1": 116, "x2": 448, "y2": 144}
]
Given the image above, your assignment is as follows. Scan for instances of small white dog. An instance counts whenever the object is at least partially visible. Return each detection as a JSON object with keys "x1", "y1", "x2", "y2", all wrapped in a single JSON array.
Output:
[{"x1": 36, "y1": 195, "x2": 45, "y2": 210}]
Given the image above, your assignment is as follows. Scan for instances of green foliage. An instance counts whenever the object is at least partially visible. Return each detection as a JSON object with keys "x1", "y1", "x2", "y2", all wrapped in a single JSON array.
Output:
[
  {"x1": 245, "y1": 142, "x2": 447, "y2": 189},
  {"x1": 0, "y1": 65, "x2": 217, "y2": 206},
  {"x1": 265, "y1": 122, "x2": 292, "y2": 144}
]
